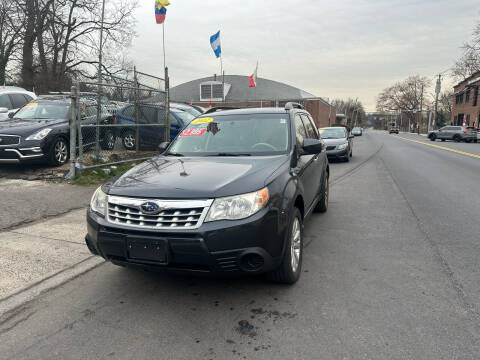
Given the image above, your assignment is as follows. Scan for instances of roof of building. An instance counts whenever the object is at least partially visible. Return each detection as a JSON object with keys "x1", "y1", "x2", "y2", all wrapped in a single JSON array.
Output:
[
  {"x1": 170, "y1": 75, "x2": 316, "y2": 102},
  {"x1": 453, "y1": 70, "x2": 480, "y2": 89}
]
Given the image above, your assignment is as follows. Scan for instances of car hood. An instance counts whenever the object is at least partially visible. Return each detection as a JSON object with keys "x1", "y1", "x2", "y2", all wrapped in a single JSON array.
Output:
[
  {"x1": 107, "y1": 155, "x2": 290, "y2": 199},
  {"x1": 0, "y1": 118, "x2": 67, "y2": 136},
  {"x1": 322, "y1": 138, "x2": 348, "y2": 146}
]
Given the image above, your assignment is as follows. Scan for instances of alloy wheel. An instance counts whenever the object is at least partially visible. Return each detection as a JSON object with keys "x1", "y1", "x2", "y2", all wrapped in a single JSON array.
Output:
[
  {"x1": 55, "y1": 140, "x2": 68, "y2": 164},
  {"x1": 290, "y1": 217, "x2": 301, "y2": 272},
  {"x1": 124, "y1": 133, "x2": 135, "y2": 149}
]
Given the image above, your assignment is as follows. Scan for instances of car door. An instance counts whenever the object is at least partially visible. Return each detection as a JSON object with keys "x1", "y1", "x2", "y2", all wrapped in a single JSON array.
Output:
[
  {"x1": 294, "y1": 114, "x2": 317, "y2": 210},
  {"x1": 437, "y1": 126, "x2": 447, "y2": 139},
  {"x1": 137, "y1": 105, "x2": 158, "y2": 147}
]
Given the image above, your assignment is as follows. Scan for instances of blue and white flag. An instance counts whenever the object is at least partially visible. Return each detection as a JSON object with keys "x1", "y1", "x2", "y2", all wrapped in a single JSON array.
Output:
[{"x1": 210, "y1": 31, "x2": 221, "y2": 58}]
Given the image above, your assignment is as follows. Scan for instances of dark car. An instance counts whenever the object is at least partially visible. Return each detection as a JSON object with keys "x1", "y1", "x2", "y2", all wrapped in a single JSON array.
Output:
[
  {"x1": 428, "y1": 126, "x2": 478, "y2": 143},
  {"x1": 115, "y1": 104, "x2": 196, "y2": 150},
  {"x1": 319, "y1": 126, "x2": 354, "y2": 161},
  {"x1": 86, "y1": 103, "x2": 329, "y2": 284},
  {"x1": 0, "y1": 96, "x2": 115, "y2": 166},
  {"x1": 389, "y1": 126, "x2": 399, "y2": 134}
]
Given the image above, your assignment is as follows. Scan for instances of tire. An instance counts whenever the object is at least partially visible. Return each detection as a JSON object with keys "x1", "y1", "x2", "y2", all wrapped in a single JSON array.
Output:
[
  {"x1": 441, "y1": 139, "x2": 446, "y2": 142},
  {"x1": 453, "y1": 135, "x2": 461, "y2": 142},
  {"x1": 465, "y1": 139, "x2": 472, "y2": 143},
  {"x1": 344, "y1": 154, "x2": 350, "y2": 162},
  {"x1": 122, "y1": 130, "x2": 136, "y2": 150},
  {"x1": 429, "y1": 134, "x2": 436, "y2": 141},
  {"x1": 48, "y1": 137, "x2": 69, "y2": 166},
  {"x1": 101, "y1": 130, "x2": 116, "y2": 150},
  {"x1": 314, "y1": 172, "x2": 329, "y2": 213},
  {"x1": 350, "y1": 149, "x2": 353, "y2": 157},
  {"x1": 268, "y1": 207, "x2": 303, "y2": 284}
]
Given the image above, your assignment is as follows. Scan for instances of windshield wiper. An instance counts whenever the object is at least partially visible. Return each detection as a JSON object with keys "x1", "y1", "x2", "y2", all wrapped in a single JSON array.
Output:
[
  {"x1": 167, "y1": 152, "x2": 185, "y2": 157},
  {"x1": 207, "y1": 153, "x2": 252, "y2": 157}
]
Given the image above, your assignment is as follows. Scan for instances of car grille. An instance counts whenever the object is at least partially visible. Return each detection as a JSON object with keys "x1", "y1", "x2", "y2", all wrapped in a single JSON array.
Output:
[
  {"x1": 107, "y1": 195, "x2": 213, "y2": 230},
  {"x1": 0, "y1": 134, "x2": 20, "y2": 146},
  {"x1": 326, "y1": 146, "x2": 336, "y2": 151}
]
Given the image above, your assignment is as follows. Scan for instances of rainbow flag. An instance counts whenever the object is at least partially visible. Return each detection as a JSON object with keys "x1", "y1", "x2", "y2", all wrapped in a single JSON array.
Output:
[{"x1": 155, "y1": 0, "x2": 170, "y2": 24}]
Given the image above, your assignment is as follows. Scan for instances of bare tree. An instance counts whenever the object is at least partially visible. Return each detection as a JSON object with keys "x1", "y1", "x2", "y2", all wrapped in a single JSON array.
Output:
[
  {"x1": 331, "y1": 98, "x2": 366, "y2": 126},
  {"x1": 0, "y1": 0, "x2": 24, "y2": 85},
  {"x1": 376, "y1": 75, "x2": 431, "y2": 127},
  {"x1": 452, "y1": 21, "x2": 480, "y2": 80}
]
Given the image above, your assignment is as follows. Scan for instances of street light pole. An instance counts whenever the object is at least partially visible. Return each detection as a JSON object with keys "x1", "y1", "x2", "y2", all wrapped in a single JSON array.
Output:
[{"x1": 433, "y1": 74, "x2": 441, "y2": 130}]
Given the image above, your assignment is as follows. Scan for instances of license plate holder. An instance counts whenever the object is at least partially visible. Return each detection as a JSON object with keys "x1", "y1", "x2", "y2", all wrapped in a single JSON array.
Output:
[{"x1": 126, "y1": 236, "x2": 168, "y2": 264}]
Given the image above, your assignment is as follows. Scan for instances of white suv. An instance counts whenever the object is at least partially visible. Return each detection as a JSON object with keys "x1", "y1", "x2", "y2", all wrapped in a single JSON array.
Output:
[{"x1": 0, "y1": 87, "x2": 37, "y2": 121}]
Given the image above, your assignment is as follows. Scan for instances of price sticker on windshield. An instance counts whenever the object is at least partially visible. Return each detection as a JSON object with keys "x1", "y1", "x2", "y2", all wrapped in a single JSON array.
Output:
[
  {"x1": 180, "y1": 128, "x2": 207, "y2": 137},
  {"x1": 318, "y1": 129, "x2": 325, "y2": 133},
  {"x1": 191, "y1": 117, "x2": 214, "y2": 124},
  {"x1": 22, "y1": 102, "x2": 38, "y2": 110}
]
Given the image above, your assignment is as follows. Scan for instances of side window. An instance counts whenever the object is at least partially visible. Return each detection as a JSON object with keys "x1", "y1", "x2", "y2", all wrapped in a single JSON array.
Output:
[
  {"x1": 300, "y1": 114, "x2": 318, "y2": 139},
  {"x1": 9, "y1": 93, "x2": 29, "y2": 109},
  {"x1": 123, "y1": 106, "x2": 134, "y2": 119},
  {"x1": 0, "y1": 94, "x2": 13, "y2": 109},
  {"x1": 23, "y1": 94, "x2": 33, "y2": 102},
  {"x1": 294, "y1": 114, "x2": 307, "y2": 146},
  {"x1": 138, "y1": 106, "x2": 157, "y2": 123}
]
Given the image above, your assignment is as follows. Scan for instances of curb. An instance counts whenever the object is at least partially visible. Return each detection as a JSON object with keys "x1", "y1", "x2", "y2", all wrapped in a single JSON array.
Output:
[{"x1": 0, "y1": 256, "x2": 105, "y2": 319}]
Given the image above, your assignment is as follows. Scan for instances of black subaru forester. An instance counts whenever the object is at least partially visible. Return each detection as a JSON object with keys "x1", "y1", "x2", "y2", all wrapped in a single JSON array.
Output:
[{"x1": 86, "y1": 103, "x2": 329, "y2": 284}]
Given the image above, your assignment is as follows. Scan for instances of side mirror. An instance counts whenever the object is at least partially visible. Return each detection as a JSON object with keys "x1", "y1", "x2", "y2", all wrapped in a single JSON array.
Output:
[
  {"x1": 302, "y1": 138, "x2": 323, "y2": 154},
  {"x1": 158, "y1": 141, "x2": 170, "y2": 152},
  {"x1": 8, "y1": 111, "x2": 14, "y2": 119},
  {"x1": 0, "y1": 107, "x2": 8, "y2": 114},
  {"x1": 349, "y1": 134, "x2": 354, "y2": 139}
]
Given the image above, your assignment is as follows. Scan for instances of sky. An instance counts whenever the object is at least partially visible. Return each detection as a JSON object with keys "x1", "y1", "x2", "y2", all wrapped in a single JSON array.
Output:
[{"x1": 129, "y1": 0, "x2": 480, "y2": 111}]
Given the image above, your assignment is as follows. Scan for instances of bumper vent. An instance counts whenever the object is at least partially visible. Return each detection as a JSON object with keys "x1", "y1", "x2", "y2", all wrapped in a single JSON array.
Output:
[
  {"x1": 216, "y1": 256, "x2": 239, "y2": 272},
  {"x1": 107, "y1": 196, "x2": 213, "y2": 230},
  {"x1": 326, "y1": 146, "x2": 336, "y2": 151}
]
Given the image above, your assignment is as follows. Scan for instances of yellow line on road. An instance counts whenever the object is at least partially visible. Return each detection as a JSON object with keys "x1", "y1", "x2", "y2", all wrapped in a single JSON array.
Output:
[{"x1": 392, "y1": 135, "x2": 480, "y2": 159}]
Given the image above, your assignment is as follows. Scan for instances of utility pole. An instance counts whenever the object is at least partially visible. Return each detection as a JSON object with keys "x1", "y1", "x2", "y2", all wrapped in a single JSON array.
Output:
[
  {"x1": 95, "y1": 0, "x2": 106, "y2": 157},
  {"x1": 433, "y1": 74, "x2": 441, "y2": 130},
  {"x1": 418, "y1": 83, "x2": 424, "y2": 134}
]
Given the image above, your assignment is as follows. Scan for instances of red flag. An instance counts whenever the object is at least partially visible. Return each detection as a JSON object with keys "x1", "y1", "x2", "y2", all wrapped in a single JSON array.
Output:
[
  {"x1": 190, "y1": 98, "x2": 193, "y2": 105},
  {"x1": 249, "y1": 61, "x2": 258, "y2": 88}
]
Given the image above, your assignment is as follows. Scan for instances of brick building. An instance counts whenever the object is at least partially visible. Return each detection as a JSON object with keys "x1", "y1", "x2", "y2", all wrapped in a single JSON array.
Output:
[
  {"x1": 452, "y1": 71, "x2": 480, "y2": 127},
  {"x1": 170, "y1": 75, "x2": 335, "y2": 128}
]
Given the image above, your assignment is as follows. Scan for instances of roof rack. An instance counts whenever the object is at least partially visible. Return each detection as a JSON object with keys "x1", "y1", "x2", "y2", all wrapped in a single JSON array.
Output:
[
  {"x1": 204, "y1": 106, "x2": 239, "y2": 114},
  {"x1": 284, "y1": 102, "x2": 305, "y2": 110}
]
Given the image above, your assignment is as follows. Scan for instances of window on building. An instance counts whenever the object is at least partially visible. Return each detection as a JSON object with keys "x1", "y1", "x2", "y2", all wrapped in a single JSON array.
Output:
[
  {"x1": 473, "y1": 87, "x2": 478, "y2": 107},
  {"x1": 466, "y1": 114, "x2": 470, "y2": 125},
  {"x1": 466, "y1": 90, "x2": 470, "y2": 102}
]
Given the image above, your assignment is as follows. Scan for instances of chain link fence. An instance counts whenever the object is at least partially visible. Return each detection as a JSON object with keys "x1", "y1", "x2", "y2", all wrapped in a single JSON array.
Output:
[{"x1": 69, "y1": 68, "x2": 170, "y2": 177}]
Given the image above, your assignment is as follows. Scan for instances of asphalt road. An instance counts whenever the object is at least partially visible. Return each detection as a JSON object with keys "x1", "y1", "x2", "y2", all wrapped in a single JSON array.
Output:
[{"x1": 1, "y1": 130, "x2": 480, "y2": 359}]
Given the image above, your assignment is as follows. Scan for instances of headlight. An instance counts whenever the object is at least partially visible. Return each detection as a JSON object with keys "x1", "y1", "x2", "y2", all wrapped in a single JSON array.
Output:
[
  {"x1": 337, "y1": 142, "x2": 348, "y2": 150},
  {"x1": 26, "y1": 128, "x2": 52, "y2": 140},
  {"x1": 205, "y1": 187, "x2": 269, "y2": 222},
  {"x1": 90, "y1": 187, "x2": 107, "y2": 216}
]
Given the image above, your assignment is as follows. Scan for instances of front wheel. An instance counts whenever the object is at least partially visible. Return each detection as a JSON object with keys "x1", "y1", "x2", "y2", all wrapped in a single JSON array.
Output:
[
  {"x1": 49, "y1": 137, "x2": 69, "y2": 166},
  {"x1": 453, "y1": 135, "x2": 461, "y2": 142},
  {"x1": 268, "y1": 208, "x2": 303, "y2": 284},
  {"x1": 429, "y1": 134, "x2": 436, "y2": 141},
  {"x1": 101, "y1": 130, "x2": 116, "y2": 150}
]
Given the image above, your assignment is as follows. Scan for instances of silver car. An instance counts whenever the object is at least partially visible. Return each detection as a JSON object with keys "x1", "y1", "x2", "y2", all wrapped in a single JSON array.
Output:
[
  {"x1": 319, "y1": 126, "x2": 354, "y2": 162},
  {"x1": 0, "y1": 87, "x2": 37, "y2": 121},
  {"x1": 428, "y1": 126, "x2": 477, "y2": 143}
]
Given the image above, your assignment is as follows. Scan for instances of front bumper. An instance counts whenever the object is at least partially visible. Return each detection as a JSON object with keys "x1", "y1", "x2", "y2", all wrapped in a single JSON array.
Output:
[
  {"x1": 0, "y1": 146, "x2": 45, "y2": 163},
  {"x1": 326, "y1": 147, "x2": 348, "y2": 158},
  {"x1": 86, "y1": 206, "x2": 285, "y2": 275}
]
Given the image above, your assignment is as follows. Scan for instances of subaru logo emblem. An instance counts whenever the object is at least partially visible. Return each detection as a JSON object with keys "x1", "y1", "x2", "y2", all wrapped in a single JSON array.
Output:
[{"x1": 140, "y1": 202, "x2": 161, "y2": 215}]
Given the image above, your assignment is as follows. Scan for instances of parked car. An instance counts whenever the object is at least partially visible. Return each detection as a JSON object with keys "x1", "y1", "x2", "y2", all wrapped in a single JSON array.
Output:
[
  {"x1": 115, "y1": 103, "x2": 196, "y2": 150},
  {"x1": 85, "y1": 103, "x2": 329, "y2": 284},
  {"x1": 0, "y1": 86, "x2": 37, "y2": 121},
  {"x1": 389, "y1": 126, "x2": 399, "y2": 134},
  {"x1": 352, "y1": 127, "x2": 363, "y2": 136},
  {"x1": 428, "y1": 126, "x2": 477, "y2": 142},
  {"x1": 171, "y1": 102, "x2": 203, "y2": 117},
  {"x1": 319, "y1": 126, "x2": 354, "y2": 161},
  {"x1": 0, "y1": 96, "x2": 115, "y2": 166}
]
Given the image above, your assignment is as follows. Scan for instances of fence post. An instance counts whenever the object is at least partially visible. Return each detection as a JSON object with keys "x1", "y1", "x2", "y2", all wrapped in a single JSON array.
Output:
[
  {"x1": 76, "y1": 80, "x2": 83, "y2": 171},
  {"x1": 69, "y1": 83, "x2": 78, "y2": 179},
  {"x1": 165, "y1": 66, "x2": 170, "y2": 142},
  {"x1": 134, "y1": 66, "x2": 139, "y2": 153}
]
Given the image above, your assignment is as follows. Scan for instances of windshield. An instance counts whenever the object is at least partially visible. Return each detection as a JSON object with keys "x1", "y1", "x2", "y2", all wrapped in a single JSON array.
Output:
[
  {"x1": 14, "y1": 101, "x2": 70, "y2": 120},
  {"x1": 353, "y1": 127, "x2": 361, "y2": 131},
  {"x1": 168, "y1": 113, "x2": 290, "y2": 156},
  {"x1": 182, "y1": 107, "x2": 202, "y2": 117},
  {"x1": 172, "y1": 109, "x2": 195, "y2": 124},
  {"x1": 320, "y1": 128, "x2": 347, "y2": 139}
]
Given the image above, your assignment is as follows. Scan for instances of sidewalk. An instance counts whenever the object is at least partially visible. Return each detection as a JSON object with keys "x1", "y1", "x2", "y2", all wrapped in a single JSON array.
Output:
[{"x1": 0, "y1": 209, "x2": 103, "y2": 311}]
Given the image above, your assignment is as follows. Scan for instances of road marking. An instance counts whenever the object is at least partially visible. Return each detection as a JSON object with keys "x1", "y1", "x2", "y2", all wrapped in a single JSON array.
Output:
[{"x1": 392, "y1": 135, "x2": 480, "y2": 159}]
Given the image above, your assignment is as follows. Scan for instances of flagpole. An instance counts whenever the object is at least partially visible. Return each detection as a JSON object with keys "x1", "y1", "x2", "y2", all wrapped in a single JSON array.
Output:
[
  {"x1": 162, "y1": 22, "x2": 166, "y2": 71},
  {"x1": 220, "y1": 56, "x2": 224, "y2": 102}
]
